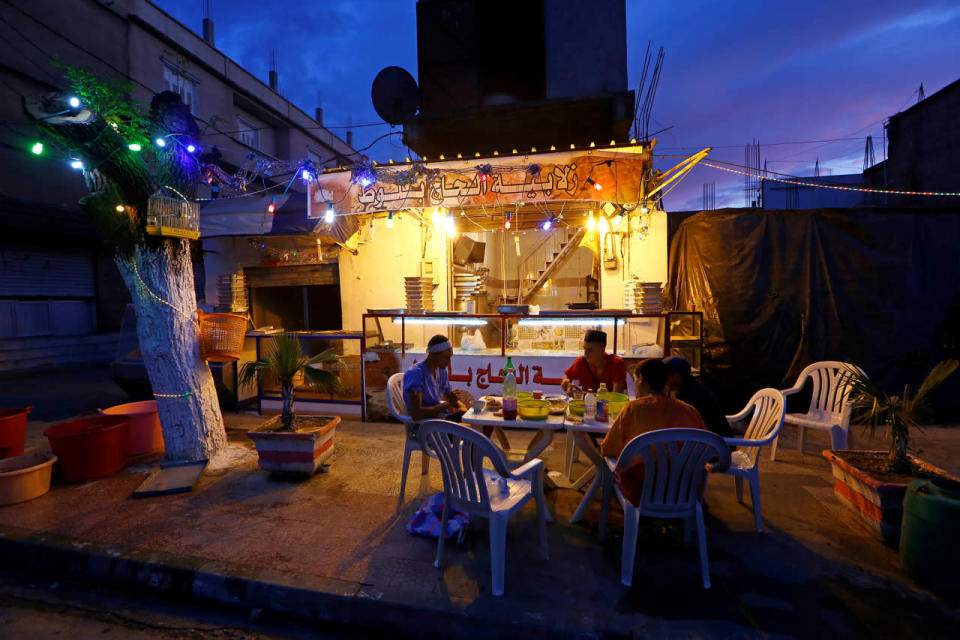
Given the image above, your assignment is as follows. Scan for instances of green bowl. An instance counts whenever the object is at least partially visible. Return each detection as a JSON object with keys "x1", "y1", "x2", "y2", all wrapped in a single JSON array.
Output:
[
  {"x1": 518, "y1": 399, "x2": 550, "y2": 420},
  {"x1": 517, "y1": 391, "x2": 534, "y2": 401},
  {"x1": 608, "y1": 400, "x2": 628, "y2": 417},
  {"x1": 567, "y1": 399, "x2": 585, "y2": 416}
]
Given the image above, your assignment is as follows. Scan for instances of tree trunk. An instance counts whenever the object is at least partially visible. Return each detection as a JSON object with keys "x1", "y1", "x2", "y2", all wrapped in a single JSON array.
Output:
[
  {"x1": 115, "y1": 242, "x2": 226, "y2": 461},
  {"x1": 281, "y1": 383, "x2": 295, "y2": 430}
]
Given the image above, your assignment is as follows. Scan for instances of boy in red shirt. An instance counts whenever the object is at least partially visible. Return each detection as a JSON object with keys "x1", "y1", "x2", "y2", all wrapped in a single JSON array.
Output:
[{"x1": 561, "y1": 330, "x2": 627, "y2": 394}]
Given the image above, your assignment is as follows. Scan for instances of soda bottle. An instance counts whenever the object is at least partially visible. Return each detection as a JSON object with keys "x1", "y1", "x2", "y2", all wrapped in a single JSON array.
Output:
[{"x1": 502, "y1": 358, "x2": 518, "y2": 420}]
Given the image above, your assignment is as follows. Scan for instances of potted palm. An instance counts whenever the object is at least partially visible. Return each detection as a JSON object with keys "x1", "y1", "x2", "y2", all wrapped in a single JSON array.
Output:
[
  {"x1": 822, "y1": 360, "x2": 959, "y2": 543},
  {"x1": 239, "y1": 333, "x2": 342, "y2": 475}
]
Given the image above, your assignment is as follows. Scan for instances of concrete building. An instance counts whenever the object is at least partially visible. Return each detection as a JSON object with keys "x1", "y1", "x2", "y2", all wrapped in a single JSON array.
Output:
[
  {"x1": 402, "y1": 0, "x2": 635, "y2": 156},
  {"x1": 0, "y1": 0, "x2": 355, "y2": 375}
]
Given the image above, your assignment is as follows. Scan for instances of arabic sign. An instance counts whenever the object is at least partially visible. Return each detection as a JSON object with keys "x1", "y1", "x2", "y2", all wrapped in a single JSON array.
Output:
[
  {"x1": 400, "y1": 354, "x2": 566, "y2": 391},
  {"x1": 308, "y1": 150, "x2": 650, "y2": 217}
]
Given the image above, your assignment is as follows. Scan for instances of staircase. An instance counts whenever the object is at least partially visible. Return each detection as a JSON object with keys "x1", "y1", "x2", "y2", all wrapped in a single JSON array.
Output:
[{"x1": 520, "y1": 228, "x2": 586, "y2": 303}]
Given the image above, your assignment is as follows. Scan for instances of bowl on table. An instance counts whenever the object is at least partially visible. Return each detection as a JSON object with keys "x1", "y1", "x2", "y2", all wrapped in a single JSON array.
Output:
[
  {"x1": 567, "y1": 399, "x2": 585, "y2": 417},
  {"x1": 517, "y1": 391, "x2": 534, "y2": 401},
  {"x1": 518, "y1": 399, "x2": 551, "y2": 421},
  {"x1": 606, "y1": 392, "x2": 630, "y2": 418}
]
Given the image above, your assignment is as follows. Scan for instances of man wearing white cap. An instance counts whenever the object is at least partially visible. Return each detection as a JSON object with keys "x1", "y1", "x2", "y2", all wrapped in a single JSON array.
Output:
[{"x1": 403, "y1": 334, "x2": 464, "y2": 422}]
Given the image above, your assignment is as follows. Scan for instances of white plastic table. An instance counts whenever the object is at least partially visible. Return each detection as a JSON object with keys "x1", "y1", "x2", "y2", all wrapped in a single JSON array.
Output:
[
  {"x1": 462, "y1": 407, "x2": 566, "y2": 465},
  {"x1": 565, "y1": 420, "x2": 613, "y2": 529}
]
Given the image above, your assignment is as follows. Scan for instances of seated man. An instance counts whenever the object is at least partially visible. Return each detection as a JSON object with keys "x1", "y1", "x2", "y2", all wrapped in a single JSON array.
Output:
[
  {"x1": 601, "y1": 358, "x2": 707, "y2": 505},
  {"x1": 561, "y1": 329, "x2": 627, "y2": 395},
  {"x1": 663, "y1": 356, "x2": 733, "y2": 438},
  {"x1": 403, "y1": 335, "x2": 463, "y2": 422}
]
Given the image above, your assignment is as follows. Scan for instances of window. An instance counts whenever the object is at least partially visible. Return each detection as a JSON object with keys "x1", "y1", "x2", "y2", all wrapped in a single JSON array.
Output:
[
  {"x1": 162, "y1": 61, "x2": 199, "y2": 113},
  {"x1": 236, "y1": 116, "x2": 260, "y2": 150}
]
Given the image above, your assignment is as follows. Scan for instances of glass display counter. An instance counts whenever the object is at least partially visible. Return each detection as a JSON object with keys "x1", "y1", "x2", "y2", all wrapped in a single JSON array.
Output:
[{"x1": 360, "y1": 311, "x2": 702, "y2": 420}]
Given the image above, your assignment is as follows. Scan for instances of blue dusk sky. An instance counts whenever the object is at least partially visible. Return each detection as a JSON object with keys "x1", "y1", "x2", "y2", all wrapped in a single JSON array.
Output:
[{"x1": 155, "y1": 0, "x2": 960, "y2": 211}]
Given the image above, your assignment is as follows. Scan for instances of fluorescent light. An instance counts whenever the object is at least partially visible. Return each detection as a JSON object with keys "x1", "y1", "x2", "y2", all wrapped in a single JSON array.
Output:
[
  {"x1": 516, "y1": 318, "x2": 616, "y2": 327},
  {"x1": 392, "y1": 317, "x2": 487, "y2": 326}
]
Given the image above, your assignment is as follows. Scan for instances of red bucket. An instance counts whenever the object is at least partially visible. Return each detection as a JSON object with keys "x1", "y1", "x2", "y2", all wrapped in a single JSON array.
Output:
[
  {"x1": 0, "y1": 407, "x2": 31, "y2": 458},
  {"x1": 43, "y1": 415, "x2": 129, "y2": 482},
  {"x1": 100, "y1": 400, "x2": 164, "y2": 456}
]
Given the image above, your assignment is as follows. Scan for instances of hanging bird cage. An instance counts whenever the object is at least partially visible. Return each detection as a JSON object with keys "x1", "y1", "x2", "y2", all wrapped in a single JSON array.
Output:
[
  {"x1": 146, "y1": 188, "x2": 200, "y2": 240},
  {"x1": 197, "y1": 310, "x2": 247, "y2": 362}
]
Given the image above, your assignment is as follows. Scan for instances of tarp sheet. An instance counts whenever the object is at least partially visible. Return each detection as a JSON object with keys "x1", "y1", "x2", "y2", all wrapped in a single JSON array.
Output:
[
  {"x1": 199, "y1": 192, "x2": 357, "y2": 243},
  {"x1": 667, "y1": 207, "x2": 960, "y2": 419}
]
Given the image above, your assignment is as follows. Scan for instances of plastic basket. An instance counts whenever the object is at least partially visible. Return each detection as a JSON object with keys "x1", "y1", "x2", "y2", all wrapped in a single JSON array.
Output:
[{"x1": 198, "y1": 310, "x2": 247, "y2": 362}]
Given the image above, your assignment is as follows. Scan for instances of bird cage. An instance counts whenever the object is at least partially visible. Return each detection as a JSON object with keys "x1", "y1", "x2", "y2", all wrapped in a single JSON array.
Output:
[{"x1": 146, "y1": 189, "x2": 200, "y2": 240}]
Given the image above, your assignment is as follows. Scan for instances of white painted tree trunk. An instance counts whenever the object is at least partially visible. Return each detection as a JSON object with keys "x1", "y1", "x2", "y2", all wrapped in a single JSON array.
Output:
[{"x1": 114, "y1": 240, "x2": 226, "y2": 461}]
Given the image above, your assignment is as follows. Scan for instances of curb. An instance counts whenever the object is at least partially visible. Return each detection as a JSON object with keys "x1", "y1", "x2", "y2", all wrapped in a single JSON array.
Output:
[{"x1": 0, "y1": 524, "x2": 599, "y2": 640}]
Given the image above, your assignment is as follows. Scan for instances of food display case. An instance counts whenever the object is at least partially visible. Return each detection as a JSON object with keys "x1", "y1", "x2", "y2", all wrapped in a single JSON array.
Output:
[{"x1": 360, "y1": 311, "x2": 702, "y2": 421}]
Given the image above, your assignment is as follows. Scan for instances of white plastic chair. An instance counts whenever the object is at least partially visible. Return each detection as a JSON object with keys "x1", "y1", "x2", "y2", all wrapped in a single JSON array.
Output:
[
  {"x1": 420, "y1": 419, "x2": 549, "y2": 597},
  {"x1": 388, "y1": 372, "x2": 430, "y2": 503},
  {"x1": 772, "y1": 361, "x2": 863, "y2": 460},
  {"x1": 598, "y1": 428, "x2": 730, "y2": 589},
  {"x1": 722, "y1": 389, "x2": 786, "y2": 532}
]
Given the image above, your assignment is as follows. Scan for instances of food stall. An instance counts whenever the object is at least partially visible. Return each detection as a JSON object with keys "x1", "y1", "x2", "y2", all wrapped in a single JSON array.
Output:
[{"x1": 201, "y1": 140, "x2": 701, "y2": 420}]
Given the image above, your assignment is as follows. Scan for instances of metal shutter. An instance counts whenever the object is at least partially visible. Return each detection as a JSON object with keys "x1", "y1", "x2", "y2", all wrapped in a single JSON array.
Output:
[{"x1": 0, "y1": 244, "x2": 95, "y2": 297}]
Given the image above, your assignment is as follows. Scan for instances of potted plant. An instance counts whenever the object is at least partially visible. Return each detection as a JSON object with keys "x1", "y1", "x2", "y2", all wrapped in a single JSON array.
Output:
[
  {"x1": 239, "y1": 333, "x2": 342, "y2": 475},
  {"x1": 822, "y1": 360, "x2": 959, "y2": 543}
]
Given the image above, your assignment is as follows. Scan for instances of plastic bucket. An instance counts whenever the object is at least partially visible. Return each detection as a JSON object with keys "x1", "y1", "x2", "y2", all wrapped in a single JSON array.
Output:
[
  {"x1": 0, "y1": 407, "x2": 31, "y2": 458},
  {"x1": 0, "y1": 451, "x2": 57, "y2": 505},
  {"x1": 43, "y1": 415, "x2": 129, "y2": 482},
  {"x1": 100, "y1": 400, "x2": 164, "y2": 456}
]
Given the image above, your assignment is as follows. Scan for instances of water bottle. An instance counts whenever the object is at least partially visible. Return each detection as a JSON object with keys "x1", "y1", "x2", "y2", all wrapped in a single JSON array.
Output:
[
  {"x1": 502, "y1": 357, "x2": 518, "y2": 420},
  {"x1": 584, "y1": 391, "x2": 596, "y2": 422}
]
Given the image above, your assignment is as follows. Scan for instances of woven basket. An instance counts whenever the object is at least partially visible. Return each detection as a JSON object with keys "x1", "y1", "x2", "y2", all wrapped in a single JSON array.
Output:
[{"x1": 198, "y1": 311, "x2": 247, "y2": 362}]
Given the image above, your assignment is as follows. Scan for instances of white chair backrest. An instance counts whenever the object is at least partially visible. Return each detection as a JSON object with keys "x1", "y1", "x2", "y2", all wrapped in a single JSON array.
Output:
[
  {"x1": 387, "y1": 372, "x2": 411, "y2": 422},
  {"x1": 738, "y1": 388, "x2": 786, "y2": 465},
  {"x1": 797, "y1": 361, "x2": 862, "y2": 416},
  {"x1": 420, "y1": 420, "x2": 512, "y2": 513},
  {"x1": 615, "y1": 428, "x2": 731, "y2": 516}
]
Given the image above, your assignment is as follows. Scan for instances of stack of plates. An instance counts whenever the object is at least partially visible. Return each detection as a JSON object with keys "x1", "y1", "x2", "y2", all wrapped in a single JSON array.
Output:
[
  {"x1": 405, "y1": 276, "x2": 434, "y2": 312},
  {"x1": 453, "y1": 273, "x2": 481, "y2": 299},
  {"x1": 638, "y1": 282, "x2": 663, "y2": 314},
  {"x1": 216, "y1": 272, "x2": 248, "y2": 313}
]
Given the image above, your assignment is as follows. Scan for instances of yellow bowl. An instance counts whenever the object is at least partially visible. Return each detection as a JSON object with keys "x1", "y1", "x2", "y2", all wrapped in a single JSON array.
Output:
[
  {"x1": 517, "y1": 391, "x2": 534, "y2": 401},
  {"x1": 518, "y1": 399, "x2": 550, "y2": 421},
  {"x1": 567, "y1": 399, "x2": 585, "y2": 416}
]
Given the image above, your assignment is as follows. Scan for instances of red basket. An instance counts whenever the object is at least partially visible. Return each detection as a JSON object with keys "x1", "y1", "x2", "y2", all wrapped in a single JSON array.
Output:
[
  {"x1": 198, "y1": 310, "x2": 247, "y2": 362},
  {"x1": 43, "y1": 415, "x2": 129, "y2": 482}
]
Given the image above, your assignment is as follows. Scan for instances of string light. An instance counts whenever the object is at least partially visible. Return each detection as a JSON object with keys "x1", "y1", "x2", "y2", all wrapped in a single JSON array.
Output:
[
  {"x1": 186, "y1": 144, "x2": 197, "y2": 153},
  {"x1": 387, "y1": 211, "x2": 393, "y2": 228},
  {"x1": 128, "y1": 143, "x2": 141, "y2": 152},
  {"x1": 115, "y1": 204, "x2": 125, "y2": 213},
  {"x1": 324, "y1": 204, "x2": 335, "y2": 224},
  {"x1": 154, "y1": 390, "x2": 195, "y2": 399},
  {"x1": 504, "y1": 211, "x2": 512, "y2": 230},
  {"x1": 542, "y1": 215, "x2": 553, "y2": 231},
  {"x1": 586, "y1": 177, "x2": 602, "y2": 191},
  {"x1": 612, "y1": 212, "x2": 624, "y2": 226},
  {"x1": 70, "y1": 159, "x2": 83, "y2": 170},
  {"x1": 67, "y1": 96, "x2": 80, "y2": 108},
  {"x1": 267, "y1": 197, "x2": 276, "y2": 214},
  {"x1": 701, "y1": 161, "x2": 960, "y2": 198},
  {"x1": 31, "y1": 142, "x2": 43, "y2": 155},
  {"x1": 301, "y1": 168, "x2": 313, "y2": 182},
  {"x1": 155, "y1": 137, "x2": 166, "y2": 147}
]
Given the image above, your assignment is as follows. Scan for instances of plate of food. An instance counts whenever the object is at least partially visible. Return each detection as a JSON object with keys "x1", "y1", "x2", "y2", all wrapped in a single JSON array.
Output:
[{"x1": 481, "y1": 395, "x2": 502, "y2": 410}]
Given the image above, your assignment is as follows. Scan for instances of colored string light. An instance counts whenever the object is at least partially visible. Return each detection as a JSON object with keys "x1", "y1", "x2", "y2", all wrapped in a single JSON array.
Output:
[{"x1": 154, "y1": 390, "x2": 195, "y2": 399}]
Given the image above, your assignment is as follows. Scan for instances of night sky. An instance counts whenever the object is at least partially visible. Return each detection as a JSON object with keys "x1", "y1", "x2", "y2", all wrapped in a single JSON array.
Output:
[{"x1": 156, "y1": 0, "x2": 960, "y2": 210}]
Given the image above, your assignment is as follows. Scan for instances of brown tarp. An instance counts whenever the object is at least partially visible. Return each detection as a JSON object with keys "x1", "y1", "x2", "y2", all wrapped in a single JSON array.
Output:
[{"x1": 667, "y1": 207, "x2": 960, "y2": 420}]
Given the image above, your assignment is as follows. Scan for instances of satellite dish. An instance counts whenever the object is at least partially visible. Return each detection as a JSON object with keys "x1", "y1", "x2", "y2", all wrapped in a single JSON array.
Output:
[{"x1": 371, "y1": 66, "x2": 419, "y2": 125}]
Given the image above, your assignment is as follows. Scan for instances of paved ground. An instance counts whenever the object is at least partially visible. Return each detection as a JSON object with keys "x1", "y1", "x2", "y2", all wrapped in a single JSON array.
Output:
[{"x1": 2, "y1": 368, "x2": 960, "y2": 638}]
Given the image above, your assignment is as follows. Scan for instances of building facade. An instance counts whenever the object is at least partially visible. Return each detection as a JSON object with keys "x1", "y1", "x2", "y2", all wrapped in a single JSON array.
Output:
[{"x1": 0, "y1": 0, "x2": 354, "y2": 375}]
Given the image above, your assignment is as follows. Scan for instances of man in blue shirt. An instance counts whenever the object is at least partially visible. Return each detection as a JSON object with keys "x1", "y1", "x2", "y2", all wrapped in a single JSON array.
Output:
[{"x1": 404, "y1": 335, "x2": 463, "y2": 421}]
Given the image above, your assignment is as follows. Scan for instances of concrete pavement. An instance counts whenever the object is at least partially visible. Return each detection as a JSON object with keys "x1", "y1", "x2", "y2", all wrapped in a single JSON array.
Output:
[{"x1": 2, "y1": 404, "x2": 960, "y2": 639}]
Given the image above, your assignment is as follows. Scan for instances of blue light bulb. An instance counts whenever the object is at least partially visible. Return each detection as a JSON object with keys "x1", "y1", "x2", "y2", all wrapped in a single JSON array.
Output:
[{"x1": 155, "y1": 137, "x2": 166, "y2": 147}]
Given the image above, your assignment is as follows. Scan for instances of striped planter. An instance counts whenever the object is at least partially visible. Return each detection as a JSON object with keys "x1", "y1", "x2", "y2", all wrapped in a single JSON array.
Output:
[
  {"x1": 248, "y1": 416, "x2": 340, "y2": 476},
  {"x1": 823, "y1": 449, "x2": 957, "y2": 545}
]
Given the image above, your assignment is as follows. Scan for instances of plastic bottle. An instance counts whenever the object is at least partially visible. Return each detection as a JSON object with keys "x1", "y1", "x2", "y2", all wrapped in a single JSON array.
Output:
[
  {"x1": 584, "y1": 391, "x2": 596, "y2": 422},
  {"x1": 595, "y1": 383, "x2": 609, "y2": 422},
  {"x1": 502, "y1": 358, "x2": 518, "y2": 420}
]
